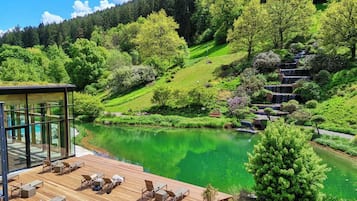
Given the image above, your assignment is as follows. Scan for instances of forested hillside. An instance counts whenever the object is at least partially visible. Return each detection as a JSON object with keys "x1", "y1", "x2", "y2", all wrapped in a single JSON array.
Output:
[{"x1": 0, "y1": 0, "x2": 328, "y2": 47}]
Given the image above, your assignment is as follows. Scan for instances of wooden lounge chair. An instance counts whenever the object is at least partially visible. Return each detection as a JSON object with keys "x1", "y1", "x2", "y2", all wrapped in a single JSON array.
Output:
[
  {"x1": 10, "y1": 179, "x2": 44, "y2": 198},
  {"x1": 0, "y1": 172, "x2": 19, "y2": 183},
  {"x1": 50, "y1": 195, "x2": 66, "y2": 201},
  {"x1": 61, "y1": 161, "x2": 84, "y2": 174},
  {"x1": 42, "y1": 159, "x2": 55, "y2": 172},
  {"x1": 101, "y1": 175, "x2": 125, "y2": 194},
  {"x1": 165, "y1": 188, "x2": 190, "y2": 201},
  {"x1": 80, "y1": 173, "x2": 103, "y2": 189},
  {"x1": 141, "y1": 179, "x2": 167, "y2": 199}
]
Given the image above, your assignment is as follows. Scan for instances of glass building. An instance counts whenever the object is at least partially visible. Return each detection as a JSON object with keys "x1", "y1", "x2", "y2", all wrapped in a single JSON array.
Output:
[{"x1": 0, "y1": 84, "x2": 75, "y2": 172}]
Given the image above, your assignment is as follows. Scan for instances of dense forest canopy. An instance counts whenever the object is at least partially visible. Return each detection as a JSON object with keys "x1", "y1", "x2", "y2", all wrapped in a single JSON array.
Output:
[{"x1": 0, "y1": 0, "x2": 328, "y2": 47}]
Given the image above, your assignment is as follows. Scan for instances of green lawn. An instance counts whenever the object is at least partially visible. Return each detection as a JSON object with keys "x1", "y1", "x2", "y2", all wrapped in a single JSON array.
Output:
[
  {"x1": 189, "y1": 41, "x2": 230, "y2": 59},
  {"x1": 312, "y1": 84, "x2": 357, "y2": 135},
  {"x1": 105, "y1": 49, "x2": 245, "y2": 112}
]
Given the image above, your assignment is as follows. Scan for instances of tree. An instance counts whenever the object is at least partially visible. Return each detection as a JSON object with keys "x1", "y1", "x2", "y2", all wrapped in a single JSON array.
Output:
[
  {"x1": 65, "y1": 39, "x2": 108, "y2": 90},
  {"x1": 265, "y1": 0, "x2": 316, "y2": 48},
  {"x1": 45, "y1": 45, "x2": 70, "y2": 83},
  {"x1": 227, "y1": 0, "x2": 267, "y2": 59},
  {"x1": 264, "y1": 107, "x2": 275, "y2": 121},
  {"x1": 73, "y1": 92, "x2": 104, "y2": 122},
  {"x1": 151, "y1": 86, "x2": 172, "y2": 107},
  {"x1": 311, "y1": 115, "x2": 326, "y2": 136},
  {"x1": 320, "y1": 0, "x2": 357, "y2": 59},
  {"x1": 208, "y1": 0, "x2": 245, "y2": 44},
  {"x1": 134, "y1": 9, "x2": 188, "y2": 71},
  {"x1": 246, "y1": 120, "x2": 328, "y2": 200}
]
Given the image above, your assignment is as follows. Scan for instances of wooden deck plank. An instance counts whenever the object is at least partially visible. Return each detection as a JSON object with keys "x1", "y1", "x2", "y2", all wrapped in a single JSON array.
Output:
[{"x1": 5, "y1": 155, "x2": 232, "y2": 201}]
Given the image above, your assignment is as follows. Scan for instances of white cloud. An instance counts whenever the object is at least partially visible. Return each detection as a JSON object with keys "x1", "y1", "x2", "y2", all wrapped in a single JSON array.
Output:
[
  {"x1": 0, "y1": 30, "x2": 4, "y2": 37},
  {"x1": 41, "y1": 11, "x2": 64, "y2": 25},
  {"x1": 94, "y1": 0, "x2": 115, "y2": 12},
  {"x1": 112, "y1": 0, "x2": 131, "y2": 5},
  {"x1": 71, "y1": 0, "x2": 92, "y2": 18}
]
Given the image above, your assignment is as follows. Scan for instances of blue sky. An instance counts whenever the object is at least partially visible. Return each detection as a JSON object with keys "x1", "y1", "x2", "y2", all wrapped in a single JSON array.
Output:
[{"x1": 0, "y1": 0, "x2": 130, "y2": 34}]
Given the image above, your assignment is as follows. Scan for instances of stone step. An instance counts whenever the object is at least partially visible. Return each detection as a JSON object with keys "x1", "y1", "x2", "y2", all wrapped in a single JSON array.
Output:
[
  {"x1": 267, "y1": 92, "x2": 299, "y2": 104},
  {"x1": 254, "y1": 109, "x2": 289, "y2": 116},
  {"x1": 265, "y1": 84, "x2": 293, "y2": 93},
  {"x1": 279, "y1": 69, "x2": 310, "y2": 76},
  {"x1": 279, "y1": 62, "x2": 297, "y2": 69},
  {"x1": 251, "y1": 104, "x2": 281, "y2": 110},
  {"x1": 281, "y1": 76, "x2": 311, "y2": 84}
]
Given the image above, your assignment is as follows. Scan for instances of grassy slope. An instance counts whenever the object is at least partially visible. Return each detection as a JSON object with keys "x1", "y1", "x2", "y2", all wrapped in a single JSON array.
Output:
[
  {"x1": 313, "y1": 84, "x2": 357, "y2": 135},
  {"x1": 105, "y1": 42, "x2": 245, "y2": 112}
]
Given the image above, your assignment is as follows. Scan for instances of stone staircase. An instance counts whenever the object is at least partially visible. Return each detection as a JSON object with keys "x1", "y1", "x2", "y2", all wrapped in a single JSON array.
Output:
[{"x1": 251, "y1": 50, "x2": 311, "y2": 129}]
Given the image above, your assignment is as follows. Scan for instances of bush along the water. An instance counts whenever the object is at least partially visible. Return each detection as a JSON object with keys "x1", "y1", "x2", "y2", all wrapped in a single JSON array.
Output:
[{"x1": 314, "y1": 135, "x2": 357, "y2": 156}]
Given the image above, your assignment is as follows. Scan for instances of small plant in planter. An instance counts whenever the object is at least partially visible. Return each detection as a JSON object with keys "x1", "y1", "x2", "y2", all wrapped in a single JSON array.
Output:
[{"x1": 202, "y1": 184, "x2": 218, "y2": 201}]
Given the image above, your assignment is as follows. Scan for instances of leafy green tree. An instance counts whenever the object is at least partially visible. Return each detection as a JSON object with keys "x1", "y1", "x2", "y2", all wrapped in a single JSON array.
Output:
[
  {"x1": 227, "y1": 0, "x2": 267, "y2": 59},
  {"x1": 134, "y1": 10, "x2": 187, "y2": 71},
  {"x1": 73, "y1": 92, "x2": 104, "y2": 122},
  {"x1": 320, "y1": 0, "x2": 357, "y2": 59},
  {"x1": 265, "y1": 0, "x2": 316, "y2": 48},
  {"x1": 151, "y1": 86, "x2": 172, "y2": 107},
  {"x1": 207, "y1": 0, "x2": 245, "y2": 44},
  {"x1": 45, "y1": 45, "x2": 70, "y2": 83},
  {"x1": 65, "y1": 39, "x2": 108, "y2": 90},
  {"x1": 0, "y1": 45, "x2": 47, "y2": 82},
  {"x1": 0, "y1": 58, "x2": 41, "y2": 81},
  {"x1": 311, "y1": 115, "x2": 326, "y2": 136},
  {"x1": 187, "y1": 86, "x2": 216, "y2": 108},
  {"x1": 246, "y1": 120, "x2": 328, "y2": 201},
  {"x1": 264, "y1": 107, "x2": 275, "y2": 121}
]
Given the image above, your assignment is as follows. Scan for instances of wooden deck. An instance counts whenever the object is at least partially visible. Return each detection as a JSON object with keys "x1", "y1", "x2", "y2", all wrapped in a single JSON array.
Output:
[{"x1": 6, "y1": 155, "x2": 232, "y2": 201}]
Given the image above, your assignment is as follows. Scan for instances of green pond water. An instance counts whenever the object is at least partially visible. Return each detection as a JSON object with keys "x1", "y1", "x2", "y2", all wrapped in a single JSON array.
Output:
[{"x1": 79, "y1": 124, "x2": 357, "y2": 199}]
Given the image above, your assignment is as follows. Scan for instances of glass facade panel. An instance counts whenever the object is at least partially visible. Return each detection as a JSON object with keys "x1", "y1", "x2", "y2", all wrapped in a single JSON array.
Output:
[
  {"x1": 0, "y1": 86, "x2": 74, "y2": 172},
  {"x1": 6, "y1": 128, "x2": 27, "y2": 171},
  {"x1": 29, "y1": 123, "x2": 48, "y2": 166},
  {"x1": 69, "y1": 119, "x2": 75, "y2": 156}
]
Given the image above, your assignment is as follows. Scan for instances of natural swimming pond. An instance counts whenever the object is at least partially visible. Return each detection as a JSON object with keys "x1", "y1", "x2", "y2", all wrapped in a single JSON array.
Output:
[{"x1": 78, "y1": 124, "x2": 357, "y2": 199}]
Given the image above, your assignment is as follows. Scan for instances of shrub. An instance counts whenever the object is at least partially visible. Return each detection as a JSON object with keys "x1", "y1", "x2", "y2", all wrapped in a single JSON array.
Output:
[
  {"x1": 281, "y1": 100, "x2": 300, "y2": 113},
  {"x1": 228, "y1": 96, "x2": 250, "y2": 112},
  {"x1": 305, "y1": 100, "x2": 318, "y2": 109},
  {"x1": 202, "y1": 184, "x2": 218, "y2": 201},
  {"x1": 289, "y1": 42, "x2": 305, "y2": 53},
  {"x1": 239, "y1": 68, "x2": 266, "y2": 96},
  {"x1": 300, "y1": 54, "x2": 348, "y2": 74},
  {"x1": 196, "y1": 28, "x2": 214, "y2": 44},
  {"x1": 151, "y1": 86, "x2": 172, "y2": 107},
  {"x1": 253, "y1": 51, "x2": 281, "y2": 73},
  {"x1": 351, "y1": 135, "x2": 357, "y2": 145},
  {"x1": 73, "y1": 92, "x2": 104, "y2": 122},
  {"x1": 251, "y1": 89, "x2": 269, "y2": 103},
  {"x1": 233, "y1": 107, "x2": 251, "y2": 119},
  {"x1": 293, "y1": 81, "x2": 321, "y2": 102},
  {"x1": 265, "y1": 72, "x2": 279, "y2": 82},
  {"x1": 214, "y1": 25, "x2": 227, "y2": 45},
  {"x1": 109, "y1": 65, "x2": 157, "y2": 94},
  {"x1": 246, "y1": 120, "x2": 329, "y2": 200},
  {"x1": 314, "y1": 70, "x2": 331, "y2": 86},
  {"x1": 288, "y1": 109, "x2": 312, "y2": 125}
]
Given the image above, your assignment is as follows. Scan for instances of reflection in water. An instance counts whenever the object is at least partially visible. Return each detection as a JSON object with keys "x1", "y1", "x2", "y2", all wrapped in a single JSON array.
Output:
[{"x1": 79, "y1": 124, "x2": 357, "y2": 199}]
